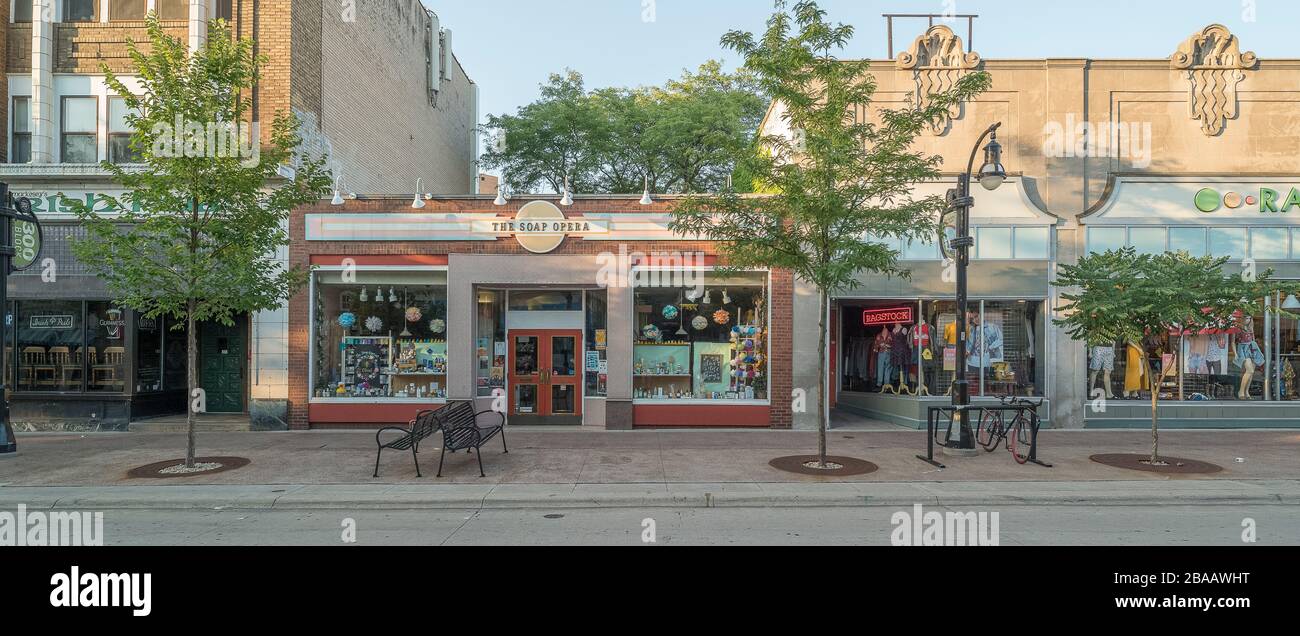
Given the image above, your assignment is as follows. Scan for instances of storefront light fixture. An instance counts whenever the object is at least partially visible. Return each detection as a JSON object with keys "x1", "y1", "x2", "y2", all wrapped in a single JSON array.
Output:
[
  {"x1": 412, "y1": 178, "x2": 426, "y2": 209},
  {"x1": 1284, "y1": 294, "x2": 1300, "y2": 310},
  {"x1": 560, "y1": 176, "x2": 574, "y2": 206},
  {"x1": 978, "y1": 135, "x2": 1007, "y2": 192},
  {"x1": 330, "y1": 175, "x2": 354, "y2": 206},
  {"x1": 493, "y1": 183, "x2": 507, "y2": 206},
  {"x1": 640, "y1": 176, "x2": 654, "y2": 206}
]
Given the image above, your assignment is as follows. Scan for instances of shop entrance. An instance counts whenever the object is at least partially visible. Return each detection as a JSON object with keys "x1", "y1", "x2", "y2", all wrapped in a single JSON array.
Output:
[
  {"x1": 200, "y1": 316, "x2": 247, "y2": 414},
  {"x1": 507, "y1": 329, "x2": 583, "y2": 425}
]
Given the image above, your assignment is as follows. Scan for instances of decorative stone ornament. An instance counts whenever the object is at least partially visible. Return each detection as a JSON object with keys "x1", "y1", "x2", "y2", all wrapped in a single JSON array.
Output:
[
  {"x1": 1170, "y1": 24, "x2": 1258, "y2": 137},
  {"x1": 896, "y1": 25, "x2": 982, "y2": 136}
]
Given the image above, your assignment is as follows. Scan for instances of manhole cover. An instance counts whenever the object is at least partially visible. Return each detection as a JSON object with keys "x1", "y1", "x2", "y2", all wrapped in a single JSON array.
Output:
[
  {"x1": 1090, "y1": 454, "x2": 1223, "y2": 475},
  {"x1": 769, "y1": 455, "x2": 878, "y2": 477},
  {"x1": 127, "y1": 457, "x2": 252, "y2": 479}
]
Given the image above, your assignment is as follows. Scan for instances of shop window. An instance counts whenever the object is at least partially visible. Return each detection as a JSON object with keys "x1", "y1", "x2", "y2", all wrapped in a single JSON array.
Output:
[
  {"x1": 1087, "y1": 227, "x2": 1125, "y2": 254},
  {"x1": 1250, "y1": 227, "x2": 1290, "y2": 260},
  {"x1": 974, "y1": 227, "x2": 1012, "y2": 259},
  {"x1": 108, "y1": 97, "x2": 141, "y2": 164},
  {"x1": 475, "y1": 290, "x2": 506, "y2": 398},
  {"x1": 632, "y1": 271, "x2": 768, "y2": 402},
  {"x1": 900, "y1": 236, "x2": 938, "y2": 260},
  {"x1": 156, "y1": 0, "x2": 189, "y2": 20},
  {"x1": 11, "y1": 97, "x2": 31, "y2": 164},
  {"x1": 65, "y1": 0, "x2": 97, "y2": 21},
  {"x1": 83, "y1": 302, "x2": 129, "y2": 393},
  {"x1": 17, "y1": 300, "x2": 86, "y2": 392},
  {"x1": 1168, "y1": 227, "x2": 1206, "y2": 256},
  {"x1": 61, "y1": 97, "x2": 98, "y2": 164},
  {"x1": 507, "y1": 290, "x2": 581, "y2": 312},
  {"x1": 1014, "y1": 227, "x2": 1050, "y2": 259},
  {"x1": 133, "y1": 312, "x2": 163, "y2": 393},
  {"x1": 109, "y1": 0, "x2": 146, "y2": 20},
  {"x1": 1128, "y1": 227, "x2": 1166, "y2": 255},
  {"x1": 1209, "y1": 228, "x2": 1247, "y2": 260},
  {"x1": 311, "y1": 270, "x2": 448, "y2": 400},
  {"x1": 164, "y1": 317, "x2": 187, "y2": 390},
  {"x1": 585, "y1": 290, "x2": 608, "y2": 397},
  {"x1": 1279, "y1": 293, "x2": 1300, "y2": 401}
]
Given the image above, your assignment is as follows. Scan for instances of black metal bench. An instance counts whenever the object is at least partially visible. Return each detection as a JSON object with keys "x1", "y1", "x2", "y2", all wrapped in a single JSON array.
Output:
[
  {"x1": 435, "y1": 401, "x2": 507, "y2": 478},
  {"x1": 373, "y1": 409, "x2": 441, "y2": 478}
]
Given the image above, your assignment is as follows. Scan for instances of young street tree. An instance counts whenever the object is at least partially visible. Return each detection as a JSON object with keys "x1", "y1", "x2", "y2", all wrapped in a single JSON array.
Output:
[
  {"x1": 670, "y1": 0, "x2": 990, "y2": 467},
  {"x1": 68, "y1": 17, "x2": 330, "y2": 468},
  {"x1": 1053, "y1": 247, "x2": 1298, "y2": 464}
]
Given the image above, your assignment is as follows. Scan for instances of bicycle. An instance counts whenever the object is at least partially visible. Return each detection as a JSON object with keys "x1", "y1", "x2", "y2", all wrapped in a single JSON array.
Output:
[{"x1": 975, "y1": 395, "x2": 1043, "y2": 464}]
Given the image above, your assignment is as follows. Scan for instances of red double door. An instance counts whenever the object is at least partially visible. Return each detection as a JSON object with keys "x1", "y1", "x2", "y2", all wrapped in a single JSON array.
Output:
[{"x1": 507, "y1": 330, "x2": 583, "y2": 425}]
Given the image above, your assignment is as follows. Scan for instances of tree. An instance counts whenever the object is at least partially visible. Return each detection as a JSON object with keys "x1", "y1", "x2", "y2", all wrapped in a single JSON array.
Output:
[
  {"x1": 1053, "y1": 247, "x2": 1298, "y2": 464},
  {"x1": 68, "y1": 16, "x2": 331, "y2": 468},
  {"x1": 669, "y1": 0, "x2": 990, "y2": 467},
  {"x1": 480, "y1": 63, "x2": 767, "y2": 195}
]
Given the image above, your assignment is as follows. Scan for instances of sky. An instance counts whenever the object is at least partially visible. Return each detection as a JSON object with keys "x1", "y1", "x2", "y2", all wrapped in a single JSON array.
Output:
[{"x1": 426, "y1": 0, "x2": 1298, "y2": 125}]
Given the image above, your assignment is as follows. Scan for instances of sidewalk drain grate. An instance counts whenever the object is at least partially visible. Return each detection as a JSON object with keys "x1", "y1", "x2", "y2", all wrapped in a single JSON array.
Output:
[{"x1": 544, "y1": 514, "x2": 565, "y2": 519}]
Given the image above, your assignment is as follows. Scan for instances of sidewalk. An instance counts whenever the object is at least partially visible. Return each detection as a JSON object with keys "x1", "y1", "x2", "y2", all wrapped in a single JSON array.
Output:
[{"x1": 0, "y1": 428, "x2": 1296, "y2": 488}]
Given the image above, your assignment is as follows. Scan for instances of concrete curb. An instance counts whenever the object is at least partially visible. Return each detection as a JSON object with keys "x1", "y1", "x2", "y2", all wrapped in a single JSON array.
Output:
[{"x1": 1, "y1": 480, "x2": 1297, "y2": 510}]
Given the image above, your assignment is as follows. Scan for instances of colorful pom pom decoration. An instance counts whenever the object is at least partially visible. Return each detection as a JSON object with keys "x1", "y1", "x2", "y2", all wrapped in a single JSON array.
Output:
[
  {"x1": 662, "y1": 305, "x2": 680, "y2": 320},
  {"x1": 364, "y1": 316, "x2": 384, "y2": 333},
  {"x1": 641, "y1": 324, "x2": 662, "y2": 341},
  {"x1": 337, "y1": 312, "x2": 357, "y2": 329},
  {"x1": 405, "y1": 307, "x2": 423, "y2": 323},
  {"x1": 713, "y1": 309, "x2": 731, "y2": 325},
  {"x1": 692, "y1": 315, "x2": 709, "y2": 331},
  {"x1": 428, "y1": 319, "x2": 446, "y2": 334}
]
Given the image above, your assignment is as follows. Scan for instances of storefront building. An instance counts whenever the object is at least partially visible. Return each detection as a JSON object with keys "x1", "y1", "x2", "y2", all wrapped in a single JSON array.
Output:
[
  {"x1": 288, "y1": 196, "x2": 793, "y2": 430},
  {"x1": 784, "y1": 23, "x2": 1300, "y2": 430}
]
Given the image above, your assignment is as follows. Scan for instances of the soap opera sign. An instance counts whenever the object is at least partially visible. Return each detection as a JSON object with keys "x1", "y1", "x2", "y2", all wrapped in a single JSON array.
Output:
[{"x1": 473, "y1": 201, "x2": 608, "y2": 253}]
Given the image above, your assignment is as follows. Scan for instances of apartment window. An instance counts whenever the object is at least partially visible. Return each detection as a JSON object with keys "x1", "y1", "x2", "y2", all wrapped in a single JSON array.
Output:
[
  {"x1": 108, "y1": 97, "x2": 141, "y2": 163},
  {"x1": 216, "y1": 0, "x2": 234, "y2": 21},
  {"x1": 11, "y1": 97, "x2": 31, "y2": 164},
  {"x1": 61, "y1": 97, "x2": 98, "y2": 164},
  {"x1": 13, "y1": 1, "x2": 32, "y2": 21},
  {"x1": 65, "y1": 0, "x2": 97, "y2": 21},
  {"x1": 156, "y1": 0, "x2": 188, "y2": 20},
  {"x1": 109, "y1": 0, "x2": 146, "y2": 20}
]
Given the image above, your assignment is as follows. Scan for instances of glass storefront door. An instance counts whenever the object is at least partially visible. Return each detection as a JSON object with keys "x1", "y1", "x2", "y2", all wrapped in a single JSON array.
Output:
[{"x1": 507, "y1": 330, "x2": 583, "y2": 425}]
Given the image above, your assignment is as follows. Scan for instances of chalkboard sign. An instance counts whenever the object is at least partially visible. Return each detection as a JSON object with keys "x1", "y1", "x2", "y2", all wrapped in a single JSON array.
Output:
[{"x1": 700, "y1": 354, "x2": 723, "y2": 383}]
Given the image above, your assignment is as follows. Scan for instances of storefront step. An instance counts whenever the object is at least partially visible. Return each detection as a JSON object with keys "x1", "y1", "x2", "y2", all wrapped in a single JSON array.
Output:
[{"x1": 128, "y1": 414, "x2": 251, "y2": 433}]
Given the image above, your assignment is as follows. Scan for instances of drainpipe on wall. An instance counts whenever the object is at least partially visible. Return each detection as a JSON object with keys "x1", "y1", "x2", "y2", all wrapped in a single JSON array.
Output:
[{"x1": 30, "y1": 0, "x2": 54, "y2": 163}]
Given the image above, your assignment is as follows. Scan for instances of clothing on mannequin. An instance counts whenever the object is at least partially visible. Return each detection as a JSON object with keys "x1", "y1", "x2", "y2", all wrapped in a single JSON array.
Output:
[{"x1": 1089, "y1": 345, "x2": 1116, "y2": 399}]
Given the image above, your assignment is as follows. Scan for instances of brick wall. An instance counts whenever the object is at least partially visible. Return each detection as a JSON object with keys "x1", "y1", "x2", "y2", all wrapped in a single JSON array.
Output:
[
  {"x1": 54, "y1": 21, "x2": 188, "y2": 73},
  {"x1": 287, "y1": 197, "x2": 795, "y2": 429}
]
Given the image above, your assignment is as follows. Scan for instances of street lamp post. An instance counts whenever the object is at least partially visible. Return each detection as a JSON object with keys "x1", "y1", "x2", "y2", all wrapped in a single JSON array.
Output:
[
  {"x1": 0, "y1": 183, "x2": 43, "y2": 455},
  {"x1": 943, "y1": 122, "x2": 1006, "y2": 450}
]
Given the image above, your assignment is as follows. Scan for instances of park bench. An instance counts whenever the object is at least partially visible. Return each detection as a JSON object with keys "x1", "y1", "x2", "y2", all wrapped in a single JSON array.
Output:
[
  {"x1": 434, "y1": 401, "x2": 508, "y2": 478},
  {"x1": 373, "y1": 409, "x2": 440, "y2": 478}
]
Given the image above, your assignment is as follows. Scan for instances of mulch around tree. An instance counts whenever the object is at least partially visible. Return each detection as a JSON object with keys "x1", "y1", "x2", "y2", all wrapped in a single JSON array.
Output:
[
  {"x1": 769, "y1": 455, "x2": 879, "y2": 477},
  {"x1": 1090, "y1": 454, "x2": 1223, "y2": 475},
  {"x1": 127, "y1": 457, "x2": 252, "y2": 479}
]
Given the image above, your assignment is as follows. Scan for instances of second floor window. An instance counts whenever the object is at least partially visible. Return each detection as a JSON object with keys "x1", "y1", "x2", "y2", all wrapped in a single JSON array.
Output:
[
  {"x1": 110, "y1": 0, "x2": 147, "y2": 20},
  {"x1": 66, "y1": 0, "x2": 98, "y2": 21},
  {"x1": 13, "y1": 1, "x2": 32, "y2": 21},
  {"x1": 11, "y1": 97, "x2": 31, "y2": 164},
  {"x1": 157, "y1": 0, "x2": 189, "y2": 21},
  {"x1": 216, "y1": 0, "x2": 234, "y2": 21},
  {"x1": 108, "y1": 97, "x2": 141, "y2": 164},
  {"x1": 61, "y1": 97, "x2": 98, "y2": 164}
]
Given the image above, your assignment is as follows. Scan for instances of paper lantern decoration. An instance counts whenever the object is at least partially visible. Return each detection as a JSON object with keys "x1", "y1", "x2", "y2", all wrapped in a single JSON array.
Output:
[
  {"x1": 641, "y1": 324, "x2": 662, "y2": 341},
  {"x1": 731, "y1": 326, "x2": 742, "y2": 336},
  {"x1": 713, "y1": 309, "x2": 731, "y2": 325},
  {"x1": 428, "y1": 319, "x2": 446, "y2": 334},
  {"x1": 692, "y1": 315, "x2": 709, "y2": 331},
  {"x1": 662, "y1": 305, "x2": 680, "y2": 320},
  {"x1": 337, "y1": 312, "x2": 357, "y2": 329},
  {"x1": 364, "y1": 316, "x2": 384, "y2": 333},
  {"x1": 405, "y1": 307, "x2": 423, "y2": 323}
]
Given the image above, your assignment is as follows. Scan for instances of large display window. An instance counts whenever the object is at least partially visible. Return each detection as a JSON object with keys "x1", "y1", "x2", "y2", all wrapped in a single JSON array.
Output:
[
  {"x1": 631, "y1": 271, "x2": 769, "y2": 402},
  {"x1": 841, "y1": 299, "x2": 1044, "y2": 399},
  {"x1": 311, "y1": 270, "x2": 448, "y2": 401},
  {"x1": 1088, "y1": 291, "x2": 1300, "y2": 403}
]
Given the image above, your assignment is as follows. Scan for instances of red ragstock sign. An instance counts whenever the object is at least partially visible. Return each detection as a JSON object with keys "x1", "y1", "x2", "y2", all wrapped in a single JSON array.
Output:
[{"x1": 862, "y1": 306, "x2": 914, "y2": 326}]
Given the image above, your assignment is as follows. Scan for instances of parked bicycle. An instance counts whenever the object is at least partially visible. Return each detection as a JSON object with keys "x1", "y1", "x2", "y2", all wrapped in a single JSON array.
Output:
[{"x1": 975, "y1": 396, "x2": 1044, "y2": 465}]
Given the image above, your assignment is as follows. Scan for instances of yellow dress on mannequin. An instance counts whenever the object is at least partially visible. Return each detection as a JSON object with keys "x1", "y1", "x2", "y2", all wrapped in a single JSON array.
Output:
[{"x1": 1124, "y1": 342, "x2": 1149, "y2": 393}]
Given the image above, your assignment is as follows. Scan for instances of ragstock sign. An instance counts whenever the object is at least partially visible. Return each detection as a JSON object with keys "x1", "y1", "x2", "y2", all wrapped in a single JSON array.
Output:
[{"x1": 863, "y1": 306, "x2": 915, "y2": 326}]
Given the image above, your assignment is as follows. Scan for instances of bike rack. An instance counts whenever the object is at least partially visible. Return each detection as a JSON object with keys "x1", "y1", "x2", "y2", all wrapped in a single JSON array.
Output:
[{"x1": 918, "y1": 403, "x2": 1053, "y2": 468}]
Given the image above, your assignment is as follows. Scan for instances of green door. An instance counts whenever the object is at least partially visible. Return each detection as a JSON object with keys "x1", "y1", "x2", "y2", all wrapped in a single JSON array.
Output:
[{"x1": 200, "y1": 318, "x2": 246, "y2": 413}]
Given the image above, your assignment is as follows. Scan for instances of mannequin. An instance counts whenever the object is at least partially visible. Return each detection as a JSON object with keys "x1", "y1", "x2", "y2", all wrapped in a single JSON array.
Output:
[
  {"x1": 1089, "y1": 344, "x2": 1116, "y2": 399},
  {"x1": 1237, "y1": 318, "x2": 1264, "y2": 400},
  {"x1": 1123, "y1": 340, "x2": 1148, "y2": 399}
]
